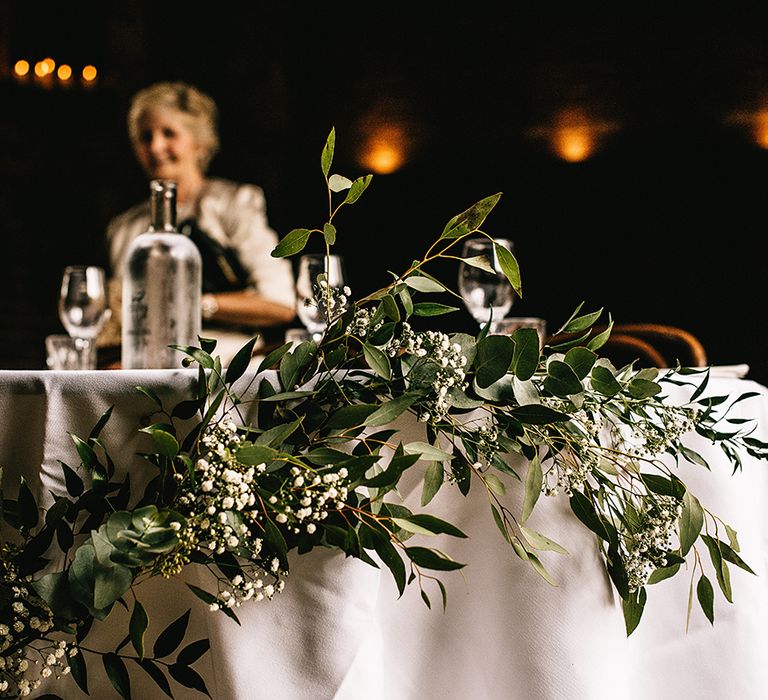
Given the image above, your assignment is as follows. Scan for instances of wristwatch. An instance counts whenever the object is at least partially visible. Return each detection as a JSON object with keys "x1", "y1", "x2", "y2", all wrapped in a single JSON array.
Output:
[{"x1": 201, "y1": 293, "x2": 219, "y2": 320}]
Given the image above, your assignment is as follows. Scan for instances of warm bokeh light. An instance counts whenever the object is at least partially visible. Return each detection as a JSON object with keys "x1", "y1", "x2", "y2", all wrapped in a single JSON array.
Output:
[
  {"x1": 357, "y1": 124, "x2": 409, "y2": 174},
  {"x1": 57, "y1": 64, "x2": 73, "y2": 81},
  {"x1": 528, "y1": 107, "x2": 619, "y2": 163},
  {"x1": 34, "y1": 61, "x2": 47, "y2": 78},
  {"x1": 749, "y1": 111, "x2": 768, "y2": 149},
  {"x1": 82, "y1": 65, "x2": 97, "y2": 82},
  {"x1": 13, "y1": 60, "x2": 30, "y2": 77},
  {"x1": 42, "y1": 57, "x2": 56, "y2": 74},
  {"x1": 553, "y1": 126, "x2": 595, "y2": 162}
]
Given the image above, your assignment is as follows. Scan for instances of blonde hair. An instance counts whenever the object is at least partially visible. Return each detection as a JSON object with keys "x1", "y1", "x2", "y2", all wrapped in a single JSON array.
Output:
[{"x1": 127, "y1": 81, "x2": 220, "y2": 172}]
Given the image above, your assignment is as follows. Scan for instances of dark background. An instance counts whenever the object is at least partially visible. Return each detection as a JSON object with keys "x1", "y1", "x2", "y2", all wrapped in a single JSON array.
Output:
[{"x1": 1, "y1": 4, "x2": 767, "y2": 382}]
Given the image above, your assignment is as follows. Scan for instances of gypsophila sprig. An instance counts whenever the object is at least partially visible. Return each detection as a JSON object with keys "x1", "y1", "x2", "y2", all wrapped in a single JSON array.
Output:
[{"x1": 3, "y1": 128, "x2": 768, "y2": 698}]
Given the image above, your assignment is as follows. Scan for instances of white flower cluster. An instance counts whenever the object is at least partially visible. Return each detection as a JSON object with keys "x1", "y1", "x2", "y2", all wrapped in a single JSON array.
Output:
[
  {"x1": 612, "y1": 405, "x2": 698, "y2": 458},
  {"x1": 543, "y1": 448, "x2": 598, "y2": 496},
  {"x1": 345, "y1": 307, "x2": 374, "y2": 337},
  {"x1": 475, "y1": 422, "x2": 500, "y2": 465},
  {"x1": 209, "y1": 564, "x2": 286, "y2": 611},
  {"x1": 304, "y1": 279, "x2": 351, "y2": 323},
  {"x1": 1, "y1": 553, "x2": 75, "y2": 696},
  {"x1": 177, "y1": 419, "x2": 265, "y2": 557},
  {"x1": 271, "y1": 465, "x2": 350, "y2": 535},
  {"x1": 622, "y1": 495, "x2": 683, "y2": 591},
  {"x1": 396, "y1": 325, "x2": 468, "y2": 422}
]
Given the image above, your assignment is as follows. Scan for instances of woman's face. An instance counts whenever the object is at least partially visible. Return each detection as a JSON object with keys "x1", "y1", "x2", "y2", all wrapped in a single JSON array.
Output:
[{"x1": 133, "y1": 108, "x2": 205, "y2": 187}]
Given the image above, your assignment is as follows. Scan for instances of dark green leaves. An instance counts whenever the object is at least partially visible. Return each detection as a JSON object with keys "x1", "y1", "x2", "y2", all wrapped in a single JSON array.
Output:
[
  {"x1": 344, "y1": 174, "x2": 373, "y2": 205},
  {"x1": 622, "y1": 587, "x2": 647, "y2": 636},
  {"x1": 510, "y1": 328, "x2": 540, "y2": 381},
  {"x1": 103, "y1": 653, "x2": 131, "y2": 699},
  {"x1": 678, "y1": 491, "x2": 704, "y2": 556},
  {"x1": 441, "y1": 193, "x2": 502, "y2": 239},
  {"x1": 130, "y1": 601, "x2": 148, "y2": 659},
  {"x1": 475, "y1": 335, "x2": 514, "y2": 388},
  {"x1": 494, "y1": 241, "x2": 522, "y2": 296},
  {"x1": 321, "y1": 127, "x2": 335, "y2": 177},
  {"x1": 543, "y1": 360, "x2": 582, "y2": 398},
  {"x1": 153, "y1": 609, "x2": 191, "y2": 659},
  {"x1": 590, "y1": 365, "x2": 622, "y2": 396},
  {"x1": 697, "y1": 574, "x2": 715, "y2": 625},
  {"x1": 272, "y1": 228, "x2": 312, "y2": 258}
]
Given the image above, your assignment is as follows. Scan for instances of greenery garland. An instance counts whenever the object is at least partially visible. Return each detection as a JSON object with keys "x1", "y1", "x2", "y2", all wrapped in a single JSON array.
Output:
[{"x1": 2, "y1": 129, "x2": 767, "y2": 699}]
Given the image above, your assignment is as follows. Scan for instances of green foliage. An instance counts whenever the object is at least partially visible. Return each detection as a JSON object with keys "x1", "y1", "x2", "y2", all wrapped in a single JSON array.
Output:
[{"x1": 2, "y1": 129, "x2": 767, "y2": 698}]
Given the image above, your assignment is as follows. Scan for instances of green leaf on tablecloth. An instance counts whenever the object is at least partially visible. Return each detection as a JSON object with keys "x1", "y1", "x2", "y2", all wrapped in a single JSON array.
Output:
[
  {"x1": 130, "y1": 600, "x2": 148, "y2": 660},
  {"x1": 87, "y1": 405, "x2": 114, "y2": 443},
  {"x1": 135, "y1": 659, "x2": 173, "y2": 699},
  {"x1": 176, "y1": 639, "x2": 211, "y2": 667},
  {"x1": 570, "y1": 491, "x2": 610, "y2": 541},
  {"x1": 403, "y1": 442, "x2": 453, "y2": 462},
  {"x1": 520, "y1": 526, "x2": 568, "y2": 554},
  {"x1": 153, "y1": 609, "x2": 191, "y2": 659},
  {"x1": 622, "y1": 587, "x2": 647, "y2": 636},
  {"x1": 679, "y1": 491, "x2": 704, "y2": 556},
  {"x1": 395, "y1": 514, "x2": 467, "y2": 539},
  {"x1": 169, "y1": 663, "x2": 212, "y2": 697},
  {"x1": 187, "y1": 584, "x2": 240, "y2": 626},
  {"x1": 725, "y1": 524, "x2": 740, "y2": 553},
  {"x1": 17, "y1": 477, "x2": 39, "y2": 529},
  {"x1": 405, "y1": 546, "x2": 465, "y2": 571},
  {"x1": 103, "y1": 652, "x2": 131, "y2": 699},
  {"x1": 647, "y1": 563, "x2": 681, "y2": 585},
  {"x1": 421, "y1": 462, "x2": 444, "y2": 507},
  {"x1": 521, "y1": 455, "x2": 542, "y2": 524},
  {"x1": 372, "y1": 535, "x2": 406, "y2": 596},
  {"x1": 701, "y1": 536, "x2": 733, "y2": 603},
  {"x1": 697, "y1": 574, "x2": 715, "y2": 625},
  {"x1": 68, "y1": 649, "x2": 88, "y2": 694},
  {"x1": 705, "y1": 536, "x2": 755, "y2": 575}
]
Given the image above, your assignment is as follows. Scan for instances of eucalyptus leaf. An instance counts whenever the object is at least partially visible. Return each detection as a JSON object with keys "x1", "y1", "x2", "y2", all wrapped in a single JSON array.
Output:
[
  {"x1": 421, "y1": 462, "x2": 444, "y2": 506},
  {"x1": 328, "y1": 174, "x2": 352, "y2": 192}
]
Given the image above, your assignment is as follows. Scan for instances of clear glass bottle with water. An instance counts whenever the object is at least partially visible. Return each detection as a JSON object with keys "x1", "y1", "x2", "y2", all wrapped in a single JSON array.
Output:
[{"x1": 121, "y1": 180, "x2": 202, "y2": 369}]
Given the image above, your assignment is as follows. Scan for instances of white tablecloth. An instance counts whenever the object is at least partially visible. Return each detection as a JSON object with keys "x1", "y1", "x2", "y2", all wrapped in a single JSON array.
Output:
[{"x1": 1, "y1": 370, "x2": 766, "y2": 699}]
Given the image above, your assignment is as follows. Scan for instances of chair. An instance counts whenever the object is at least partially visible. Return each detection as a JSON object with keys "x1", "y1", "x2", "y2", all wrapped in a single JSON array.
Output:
[{"x1": 546, "y1": 323, "x2": 707, "y2": 369}]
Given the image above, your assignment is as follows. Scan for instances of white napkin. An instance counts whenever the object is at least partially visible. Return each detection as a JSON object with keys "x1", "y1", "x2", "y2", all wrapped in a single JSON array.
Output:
[{"x1": 706, "y1": 364, "x2": 750, "y2": 378}]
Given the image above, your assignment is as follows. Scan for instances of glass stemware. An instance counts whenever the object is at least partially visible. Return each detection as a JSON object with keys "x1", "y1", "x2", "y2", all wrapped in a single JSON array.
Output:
[
  {"x1": 295, "y1": 254, "x2": 349, "y2": 342},
  {"x1": 457, "y1": 238, "x2": 515, "y2": 332},
  {"x1": 58, "y1": 265, "x2": 109, "y2": 369}
]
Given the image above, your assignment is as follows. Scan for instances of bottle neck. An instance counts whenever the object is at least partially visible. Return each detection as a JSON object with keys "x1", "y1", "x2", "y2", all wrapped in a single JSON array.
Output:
[{"x1": 148, "y1": 179, "x2": 178, "y2": 232}]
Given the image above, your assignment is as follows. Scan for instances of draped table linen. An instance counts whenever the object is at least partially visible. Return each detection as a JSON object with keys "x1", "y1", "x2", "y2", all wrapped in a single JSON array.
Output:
[{"x1": 1, "y1": 369, "x2": 766, "y2": 699}]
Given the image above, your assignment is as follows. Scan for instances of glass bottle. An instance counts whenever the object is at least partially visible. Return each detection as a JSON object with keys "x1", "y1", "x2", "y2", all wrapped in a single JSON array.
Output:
[{"x1": 121, "y1": 180, "x2": 202, "y2": 369}]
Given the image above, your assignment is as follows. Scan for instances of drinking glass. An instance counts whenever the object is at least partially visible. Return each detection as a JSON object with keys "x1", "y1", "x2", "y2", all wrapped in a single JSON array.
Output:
[
  {"x1": 296, "y1": 254, "x2": 348, "y2": 342},
  {"x1": 457, "y1": 238, "x2": 515, "y2": 332},
  {"x1": 58, "y1": 266, "x2": 109, "y2": 369}
]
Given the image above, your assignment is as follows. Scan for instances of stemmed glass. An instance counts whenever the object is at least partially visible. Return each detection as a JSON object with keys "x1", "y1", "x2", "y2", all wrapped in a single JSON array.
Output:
[
  {"x1": 457, "y1": 238, "x2": 515, "y2": 332},
  {"x1": 58, "y1": 266, "x2": 109, "y2": 369},
  {"x1": 296, "y1": 254, "x2": 349, "y2": 342}
]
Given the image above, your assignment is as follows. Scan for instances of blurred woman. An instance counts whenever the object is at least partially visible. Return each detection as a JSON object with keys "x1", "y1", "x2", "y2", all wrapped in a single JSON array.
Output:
[{"x1": 103, "y1": 81, "x2": 295, "y2": 362}]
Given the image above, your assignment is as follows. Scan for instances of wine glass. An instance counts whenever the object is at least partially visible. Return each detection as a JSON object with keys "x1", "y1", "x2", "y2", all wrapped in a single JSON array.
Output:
[
  {"x1": 58, "y1": 266, "x2": 109, "y2": 369},
  {"x1": 457, "y1": 238, "x2": 514, "y2": 332},
  {"x1": 295, "y1": 254, "x2": 349, "y2": 342}
]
